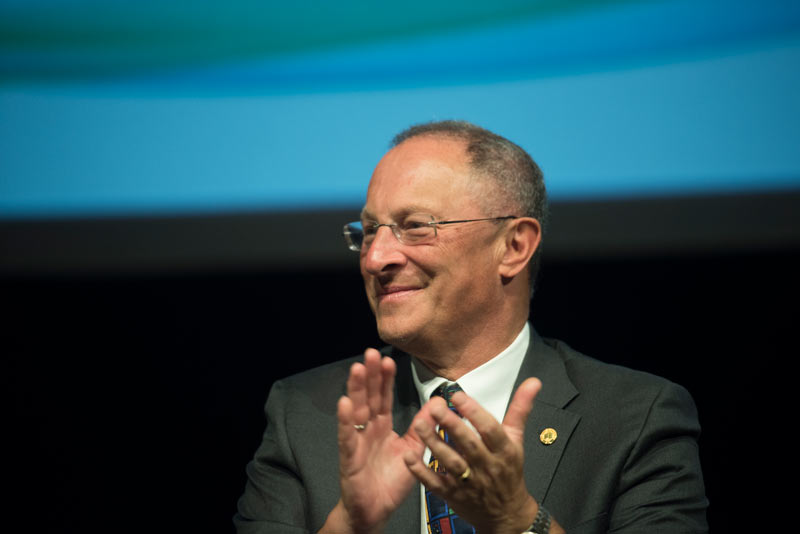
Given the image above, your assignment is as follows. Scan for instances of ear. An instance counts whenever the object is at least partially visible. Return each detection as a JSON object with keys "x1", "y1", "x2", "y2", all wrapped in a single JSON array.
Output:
[{"x1": 498, "y1": 217, "x2": 541, "y2": 279}]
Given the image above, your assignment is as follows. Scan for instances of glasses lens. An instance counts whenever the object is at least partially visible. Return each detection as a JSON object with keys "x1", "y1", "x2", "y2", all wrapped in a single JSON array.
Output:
[
  {"x1": 343, "y1": 222, "x2": 363, "y2": 251},
  {"x1": 400, "y1": 214, "x2": 435, "y2": 244}
]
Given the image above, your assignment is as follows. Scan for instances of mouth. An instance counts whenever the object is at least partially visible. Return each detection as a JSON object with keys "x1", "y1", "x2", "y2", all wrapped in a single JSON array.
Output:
[{"x1": 376, "y1": 285, "x2": 421, "y2": 303}]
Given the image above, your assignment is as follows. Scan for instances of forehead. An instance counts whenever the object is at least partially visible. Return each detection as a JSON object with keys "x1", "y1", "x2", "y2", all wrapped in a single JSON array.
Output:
[{"x1": 364, "y1": 136, "x2": 482, "y2": 219}]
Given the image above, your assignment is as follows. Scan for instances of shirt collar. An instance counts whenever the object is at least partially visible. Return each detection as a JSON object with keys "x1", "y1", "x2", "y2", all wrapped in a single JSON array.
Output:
[{"x1": 410, "y1": 322, "x2": 530, "y2": 423}]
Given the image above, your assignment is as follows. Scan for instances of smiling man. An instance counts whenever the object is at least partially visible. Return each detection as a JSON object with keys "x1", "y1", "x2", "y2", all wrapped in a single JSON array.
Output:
[
  {"x1": 235, "y1": 121, "x2": 708, "y2": 534},
  {"x1": 359, "y1": 132, "x2": 537, "y2": 379}
]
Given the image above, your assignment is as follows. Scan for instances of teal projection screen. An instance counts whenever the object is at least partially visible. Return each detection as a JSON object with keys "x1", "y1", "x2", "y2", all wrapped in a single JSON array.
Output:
[
  {"x1": 2, "y1": 0, "x2": 799, "y2": 219},
  {"x1": 1, "y1": 0, "x2": 799, "y2": 272}
]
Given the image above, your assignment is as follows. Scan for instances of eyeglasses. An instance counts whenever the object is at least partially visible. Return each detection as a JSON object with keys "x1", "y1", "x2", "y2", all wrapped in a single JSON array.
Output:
[{"x1": 342, "y1": 214, "x2": 517, "y2": 252}]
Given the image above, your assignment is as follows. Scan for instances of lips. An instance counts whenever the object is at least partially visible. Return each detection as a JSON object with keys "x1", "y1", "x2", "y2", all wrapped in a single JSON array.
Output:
[{"x1": 376, "y1": 284, "x2": 421, "y2": 302}]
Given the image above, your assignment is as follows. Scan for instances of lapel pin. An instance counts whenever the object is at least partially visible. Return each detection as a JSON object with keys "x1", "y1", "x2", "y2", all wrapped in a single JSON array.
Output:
[{"x1": 539, "y1": 427, "x2": 557, "y2": 445}]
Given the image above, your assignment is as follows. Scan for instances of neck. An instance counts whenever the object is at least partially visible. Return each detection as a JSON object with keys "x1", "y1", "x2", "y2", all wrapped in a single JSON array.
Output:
[{"x1": 406, "y1": 314, "x2": 528, "y2": 381}]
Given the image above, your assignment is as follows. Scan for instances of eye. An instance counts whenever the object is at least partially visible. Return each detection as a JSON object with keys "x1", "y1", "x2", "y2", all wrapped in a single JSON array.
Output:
[
  {"x1": 362, "y1": 221, "x2": 378, "y2": 237},
  {"x1": 404, "y1": 220, "x2": 427, "y2": 230},
  {"x1": 401, "y1": 215, "x2": 433, "y2": 239}
]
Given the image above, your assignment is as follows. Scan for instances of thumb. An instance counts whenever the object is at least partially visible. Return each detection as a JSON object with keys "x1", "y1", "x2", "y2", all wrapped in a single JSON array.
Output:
[{"x1": 502, "y1": 378, "x2": 542, "y2": 440}]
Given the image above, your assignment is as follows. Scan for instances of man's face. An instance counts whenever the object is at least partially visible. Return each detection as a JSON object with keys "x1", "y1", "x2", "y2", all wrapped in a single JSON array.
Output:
[{"x1": 360, "y1": 136, "x2": 505, "y2": 354}]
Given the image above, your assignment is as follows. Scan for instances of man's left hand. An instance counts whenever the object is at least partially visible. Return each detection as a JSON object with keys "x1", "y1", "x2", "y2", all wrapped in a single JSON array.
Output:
[{"x1": 404, "y1": 377, "x2": 559, "y2": 534}]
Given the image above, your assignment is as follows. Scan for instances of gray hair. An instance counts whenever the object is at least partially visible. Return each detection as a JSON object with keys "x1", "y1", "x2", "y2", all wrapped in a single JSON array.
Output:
[{"x1": 391, "y1": 120, "x2": 548, "y2": 293}]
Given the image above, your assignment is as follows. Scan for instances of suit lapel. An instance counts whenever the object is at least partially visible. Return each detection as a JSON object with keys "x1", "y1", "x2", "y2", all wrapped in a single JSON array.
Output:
[{"x1": 515, "y1": 331, "x2": 581, "y2": 504}]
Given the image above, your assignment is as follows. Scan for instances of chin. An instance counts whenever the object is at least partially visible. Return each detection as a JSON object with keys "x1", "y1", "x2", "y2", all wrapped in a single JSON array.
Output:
[{"x1": 375, "y1": 317, "x2": 421, "y2": 349}]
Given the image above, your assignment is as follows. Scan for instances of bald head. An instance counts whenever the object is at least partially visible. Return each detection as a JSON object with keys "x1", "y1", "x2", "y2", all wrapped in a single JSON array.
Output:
[{"x1": 391, "y1": 120, "x2": 548, "y2": 291}]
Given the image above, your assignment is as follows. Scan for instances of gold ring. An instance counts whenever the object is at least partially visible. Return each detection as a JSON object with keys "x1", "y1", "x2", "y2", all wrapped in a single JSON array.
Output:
[
  {"x1": 353, "y1": 424, "x2": 367, "y2": 431},
  {"x1": 460, "y1": 466, "x2": 471, "y2": 481}
]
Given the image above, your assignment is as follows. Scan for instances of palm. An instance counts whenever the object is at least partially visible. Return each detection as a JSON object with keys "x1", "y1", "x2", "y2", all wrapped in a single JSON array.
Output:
[
  {"x1": 341, "y1": 411, "x2": 425, "y2": 523},
  {"x1": 332, "y1": 350, "x2": 431, "y2": 533}
]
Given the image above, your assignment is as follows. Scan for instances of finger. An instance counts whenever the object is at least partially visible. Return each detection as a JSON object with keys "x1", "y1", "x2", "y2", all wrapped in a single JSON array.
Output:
[
  {"x1": 364, "y1": 348, "x2": 382, "y2": 417},
  {"x1": 413, "y1": 415, "x2": 470, "y2": 478},
  {"x1": 450, "y1": 390, "x2": 509, "y2": 453},
  {"x1": 412, "y1": 410, "x2": 443, "y2": 449},
  {"x1": 337, "y1": 395, "x2": 358, "y2": 462},
  {"x1": 403, "y1": 449, "x2": 447, "y2": 494},
  {"x1": 379, "y1": 356, "x2": 396, "y2": 415},
  {"x1": 428, "y1": 398, "x2": 490, "y2": 465},
  {"x1": 502, "y1": 378, "x2": 541, "y2": 441},
  {"x1": 405, "y1": 401, "x2": 437, "y2": 451},
  {"x1": 347, "y1": 362, "x2": 369, "y2": 426}
]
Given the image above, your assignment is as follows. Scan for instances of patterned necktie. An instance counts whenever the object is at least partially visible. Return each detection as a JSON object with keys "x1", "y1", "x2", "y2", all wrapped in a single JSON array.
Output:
[{"x1": 425, "y1": 383, "x2": 476, "y2": 534}]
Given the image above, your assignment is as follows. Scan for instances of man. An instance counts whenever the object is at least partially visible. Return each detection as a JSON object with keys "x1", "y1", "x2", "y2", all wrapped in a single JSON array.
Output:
[{"x1": 235, "y1": 121, "x2": 708, "y2": 533}]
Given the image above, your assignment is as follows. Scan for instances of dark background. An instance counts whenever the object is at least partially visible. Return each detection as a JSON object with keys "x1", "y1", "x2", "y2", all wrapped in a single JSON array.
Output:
[{"x1": 4, "y1": 193, "x2": 798, "y2": 532}]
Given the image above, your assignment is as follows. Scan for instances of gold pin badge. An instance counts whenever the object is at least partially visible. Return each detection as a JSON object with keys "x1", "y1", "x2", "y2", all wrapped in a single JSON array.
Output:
[{"x1": 539, "y1": 428, "x2": 557, "y2": 445}]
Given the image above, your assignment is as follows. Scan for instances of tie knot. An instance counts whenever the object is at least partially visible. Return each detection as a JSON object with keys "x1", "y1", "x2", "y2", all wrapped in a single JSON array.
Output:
[{"x1": 432, "y1": 382, "x2": 463, "y2": 413}]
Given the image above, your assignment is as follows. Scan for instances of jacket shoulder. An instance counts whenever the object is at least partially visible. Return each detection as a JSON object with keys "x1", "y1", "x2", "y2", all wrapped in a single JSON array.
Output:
[
  {"x1": 544, "y1": 337, "x2": 689, "y2": 393},
  {"x1": 540, "y1": 337, "x2": 700, "y2": 431}
]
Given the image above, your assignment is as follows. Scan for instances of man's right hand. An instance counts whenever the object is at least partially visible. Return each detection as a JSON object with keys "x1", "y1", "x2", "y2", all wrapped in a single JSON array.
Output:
[{"x1": 319, "y1": 348, "x2": 433, "y2": 534}]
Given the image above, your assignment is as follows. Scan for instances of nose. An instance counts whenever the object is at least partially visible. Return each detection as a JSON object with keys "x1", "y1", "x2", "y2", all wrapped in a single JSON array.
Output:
[{"x1": 362, "y1": 225, "x2": 407, "y2": 275}]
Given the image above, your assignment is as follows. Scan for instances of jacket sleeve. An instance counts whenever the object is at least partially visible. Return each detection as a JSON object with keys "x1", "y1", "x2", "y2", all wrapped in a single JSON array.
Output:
[
  {"x1": 234, "y1": 379, "x2": 312, "y2": 534},
  {"x1": 607, "y1": 381, "x2": 708, "y2": 533}
]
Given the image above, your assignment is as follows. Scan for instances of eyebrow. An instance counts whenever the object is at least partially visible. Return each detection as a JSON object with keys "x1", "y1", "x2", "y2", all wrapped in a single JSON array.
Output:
[{"x1": 360, "y1": 205, "x2": 439, "y2": 221}]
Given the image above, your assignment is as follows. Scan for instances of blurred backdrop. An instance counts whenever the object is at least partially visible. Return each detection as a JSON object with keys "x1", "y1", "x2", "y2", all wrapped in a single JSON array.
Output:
[{"x1": 3, "y1": 1, "x2": 799, "y2": 531}]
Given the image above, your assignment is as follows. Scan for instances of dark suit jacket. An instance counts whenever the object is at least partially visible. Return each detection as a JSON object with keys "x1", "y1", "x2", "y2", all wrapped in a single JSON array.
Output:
[{"x1": 235, "y1": 333, "x2": 708, "y2": 533}]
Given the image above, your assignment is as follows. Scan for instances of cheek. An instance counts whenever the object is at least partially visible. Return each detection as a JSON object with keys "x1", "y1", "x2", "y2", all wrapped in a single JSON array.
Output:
[{"x1": 450, "y1": 249, "x2": 498, "y2": 293}]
